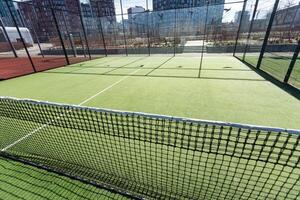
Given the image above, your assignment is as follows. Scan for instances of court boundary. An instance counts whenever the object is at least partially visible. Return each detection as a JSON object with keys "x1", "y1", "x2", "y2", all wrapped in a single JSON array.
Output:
[{"x1": 0, "y1": 67, "x2": 143, "y2": 152}]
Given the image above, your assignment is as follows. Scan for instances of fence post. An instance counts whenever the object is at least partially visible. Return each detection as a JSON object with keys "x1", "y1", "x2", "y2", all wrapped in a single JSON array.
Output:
[
  {"x1": 146, "y1": 0, "x2": 151, "y2": 56},
  {"x1": 242, "y1": 0, "x2": 259, "y2": 61},
  {"x1": 30, "y1": 3, "x2": 44, "y2": 57},
  {"x1": 173, "y1": 0, "x2": 178, "y2": 56},
  {"x1": 61, "y1": 11, "x2": 76, "y2": 57},
  {"x1": 0, "y1": 16, "x2": 18, "y2": 58},
  {"x1": 96, "y1": 2, "x2": 108, "y2": 57},
  {"x1": 18, "y1": 7, "x2": 44, "y2": 58},
  {"x1": 256, "y1": 0, "x2": 280, "y2": 69},
  {"x1": 77, "y1": 0, "x2": 91, "y2": 59},
  {"x1": 5, "y1": 0, "x2": 36, "y2": 72},
  {"x1": 119, "y1": 0, "x2": 128, "y2": 56},
  {"x1": 284, "y1": 40, "x2": 300, "y2": 83},
  {"x1": 50, "y1": 7, "x2": 70, "y2": 65},
  {"x1": 233, "y1": 0, "x2": 247, "y2": 56},
  {"x1": 198, "y1": 1, "x2": 209, "y2": 78}
]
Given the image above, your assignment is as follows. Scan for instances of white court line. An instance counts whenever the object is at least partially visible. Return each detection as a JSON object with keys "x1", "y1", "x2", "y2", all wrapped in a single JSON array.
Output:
[{"x1": 1, "y1": 68, "x2": 142, "y2": 152}]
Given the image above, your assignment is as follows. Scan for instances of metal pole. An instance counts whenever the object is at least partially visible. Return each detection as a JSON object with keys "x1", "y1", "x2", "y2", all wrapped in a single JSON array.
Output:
[
  {"x1": 119, "y1": 0, "x2": 128, "y2": 56},
  {"x1": 173, "y1": 0, "x2": 178, "y2": 56},
  {"x1": 0, "y1": 16, "x2": 18, "y2": 57},
  {"x1": 51, "y1": 7, "x2": 70, "y2": 65},
  {"x1": 16, "y1": 9, "x2": 26, "y2": 27},
  {"x1": 233, "y1": 0, "x2": 247, "y2": 56},
  {"x1": 77, "y1": 0, "x2": 91, "y2": 59},
  {"x1": 5, "y1": 0, "x2": 36, "y2": 72},
  {"x1": 62, "y1": 11, "x2": 76, "y2": 57},
  {"x1": 256, "y1": 0, "x2": 280, "y2": 69},
  {"x1": 146, "y1": 0, "x2": 151, "y2": 56},
  {"x1": 198, "y1": 1, "x2": 209, "y2": 78},
  {"x1": 96, "y1": 2, "x2": 108, "y2": 56},
  {"x1": 79, "y1": 33, "x2": 86, "y2": 57},
  {"x1": 18, "y1": 8, "x2": 44, "y2": 58},
  {"x1": 242, "y1": 0, "x2": 259, "y2": 61},
  {"x1": 30, "y1": 4, "x2": 44, "y2": 57},
  {"x1": 284, "y1": 40, "x2": 300, "y2": 83}
]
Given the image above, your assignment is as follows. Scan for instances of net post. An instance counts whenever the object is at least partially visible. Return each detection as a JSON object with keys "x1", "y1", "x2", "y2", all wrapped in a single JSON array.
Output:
[
  {"x1": 77, "y1": 0, "x2": 91, "y2": 60},
  {"x1": 0, "y1": 16, "x2": 18, "y2": 58},
  {"x1": 5, "y1": 0, "x2": 36, "y2": 72},
  {"x1": 233, "y1": 0, "x2": 247, "y2": 56},
  {"x1": 256, "y1": 0, "x2": 280, "y2": 69},
  {"x1": 284, "y1": 40, "x2": 300, "y2": 83},
  {"x1": 119, "y1": 0, "x2": 128, "y2": 56}
]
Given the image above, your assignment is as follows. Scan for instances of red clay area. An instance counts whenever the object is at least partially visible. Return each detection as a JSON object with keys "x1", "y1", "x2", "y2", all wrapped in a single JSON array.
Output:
[{"x1": 0, "y1": 56, "x2": 89, "y2": 80}]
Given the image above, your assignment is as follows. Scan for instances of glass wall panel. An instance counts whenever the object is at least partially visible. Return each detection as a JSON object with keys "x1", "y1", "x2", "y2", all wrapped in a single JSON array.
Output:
[
  {"x1": 289, "y1": 55, "x2": 300, "y2": 89},
  {"x1": 16, "y1": 1, "x2": 69, "y2": 71},
  {"x1": 101, "y1": 14, "x2": 126, "y2": 55},
  {"x1": 54, "y1": 9, "x2": 88, "y2": 64},
  {"x1": 121, "y1": 0, "x2": 147, "y2": 14},
  {"x1": 81, "y1": 1, "x2": 106, "y2": 58},
  {"x1": 234, "y1": 0, "x2": 257, "y2": 59},
  {"x1": 124, "y1": 12, "x2": 149, "y2": 55},
  {"x1": 244, "y1": 0, "x2": 276, "y2": 66},
  {"x1": 205, "y1": 2, "x2": 243, "y2": 54},
  {"x1": 174, "y1": 6, "x2": 206, "y2": 55},
  {"x1": 260, "y1": 0, "x2": 300, "y2": 81},
  {"x1": 149, "y1": 9, "x2": 176, "y2": 55},
  {"x1": 0, "y1": 0, "x2": 34, "y2": 79}
]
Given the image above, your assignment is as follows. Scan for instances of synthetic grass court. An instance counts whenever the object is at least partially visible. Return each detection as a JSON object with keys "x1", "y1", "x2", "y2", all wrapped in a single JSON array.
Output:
[
  {"x1": 0, "y1": 157, "x2": 128, "y2": 200},
  {"x1": 0, "y1": 55, "x2": 299, "y2": 129},
  {"x1": 237, "y1": 53, "x2": 300, "y2": 88},
  {"x1": 0, "y1": 55, "x2": 300, "y2": 199},
  {"x1": 1, "y1": 97, "x2": 299, "y2": 200}
]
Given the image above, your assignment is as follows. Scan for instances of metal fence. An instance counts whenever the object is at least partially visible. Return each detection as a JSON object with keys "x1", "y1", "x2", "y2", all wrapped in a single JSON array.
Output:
[
  {"x1": 0, "y1": 0, "x2": 299, "y2": 89},
  {"x1": 0, "y1": 0, "x2": 244, "y2": 79},
  {"x1": 234, "y1": 0, "x2": 300, "y2": 90}
]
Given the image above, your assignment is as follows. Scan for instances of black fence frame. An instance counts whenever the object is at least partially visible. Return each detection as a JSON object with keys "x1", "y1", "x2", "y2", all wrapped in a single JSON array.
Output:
[
  {"x1": 233, "y1": 0, "x2": 300, "y2": 90},
  {"x1": 1, "y1": 0, "x2": 299, "y2": 88}
]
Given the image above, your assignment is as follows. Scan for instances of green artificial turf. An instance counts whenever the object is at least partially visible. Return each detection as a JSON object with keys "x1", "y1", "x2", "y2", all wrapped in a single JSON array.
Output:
[
  {"x1": 0, "y1": 98, "x2": 299, "y2": 200},
  {"x1": 0, "y1": 56, "x2": 299, "y2": 129},
  {"x1": 240, "y1": 53, "x2": 300, "y2": 89},
  {"x1": 0, "y1": 156, "x2": 129, "y2": 200},
  {"x1": 0, "y1": 55, "x2": 300, "y2": 199}
]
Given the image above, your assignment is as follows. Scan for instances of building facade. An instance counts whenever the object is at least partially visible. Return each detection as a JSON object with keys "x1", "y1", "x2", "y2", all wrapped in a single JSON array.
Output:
[
  {"x1": 90, "y1": 0, "x2": 116, "y2": 17},
  {"x1": 16, "y1": 0, "x2": 108, "y2": 42},
  {"x1": 0, "y1": 0, "x2": 22, "y2": 27},
  {"x1": 149, "y1": 0, "x2": 224, "y2": 37},
  {"x1": 153, "y1": 0, "x2": 224, "y2": 11}
]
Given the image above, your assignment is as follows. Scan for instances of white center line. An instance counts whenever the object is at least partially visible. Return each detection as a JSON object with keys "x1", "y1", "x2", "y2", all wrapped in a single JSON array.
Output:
[{"x1": 1, "y1": 68, "x2": 142, "y2": 152}]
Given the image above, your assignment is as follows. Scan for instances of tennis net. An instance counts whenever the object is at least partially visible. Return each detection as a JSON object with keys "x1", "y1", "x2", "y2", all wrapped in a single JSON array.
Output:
[{"x1": 0, "y1": 97, "x2": 300, "y2": 199}]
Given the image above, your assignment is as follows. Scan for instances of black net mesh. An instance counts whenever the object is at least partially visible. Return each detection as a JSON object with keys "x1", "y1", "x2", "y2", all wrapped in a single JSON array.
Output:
[{"x1": 0, "y1": 97, "x2": 300, "y2": 199}]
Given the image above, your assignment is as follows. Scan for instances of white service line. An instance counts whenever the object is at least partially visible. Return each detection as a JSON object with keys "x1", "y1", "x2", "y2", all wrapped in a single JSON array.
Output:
[{"x1": 1, "y1": 68, "x2": 142, "y2": 152}]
